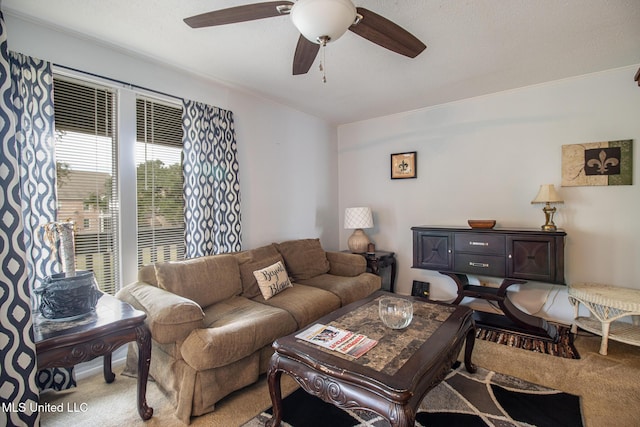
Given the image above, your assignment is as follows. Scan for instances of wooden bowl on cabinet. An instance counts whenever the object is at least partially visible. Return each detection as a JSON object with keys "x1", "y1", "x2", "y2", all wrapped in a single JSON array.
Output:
[{"x1": 467, "y1": 220, "x2": 496, "y2": 229}]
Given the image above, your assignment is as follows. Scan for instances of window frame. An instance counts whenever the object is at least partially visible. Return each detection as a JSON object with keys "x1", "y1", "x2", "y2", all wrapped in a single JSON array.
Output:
[{"x1": 52, "y1": 67, "x2": 183, "y2": 293}]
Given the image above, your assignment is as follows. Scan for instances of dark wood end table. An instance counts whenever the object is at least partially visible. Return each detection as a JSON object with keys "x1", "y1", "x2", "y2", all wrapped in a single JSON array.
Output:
[
  {"x1": 33, "y1": 292, "x2": 153, "y2": 420},
  {"x1": 266, "y1": 291, "x2": 476, "y2": 427},
  {"x1": 365, "y1": 250, "x2": 397, "y2": 292},
  {"x1": 343, "y1": 250, "x2": 397, "y2": 292}
]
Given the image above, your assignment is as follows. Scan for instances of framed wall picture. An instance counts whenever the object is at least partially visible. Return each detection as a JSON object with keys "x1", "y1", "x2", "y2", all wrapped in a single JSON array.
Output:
[
  {"x1": 390, "y1": 151, "x2": 417, "y2": 179},
  {"x1": 562, "y1": 140, "x2": 633, "y2": 186}
]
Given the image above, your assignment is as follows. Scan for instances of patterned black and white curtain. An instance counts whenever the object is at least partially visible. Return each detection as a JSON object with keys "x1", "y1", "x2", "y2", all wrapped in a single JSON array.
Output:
[
  {"x1": 182, "y1": 99, "x2": 242, "y2": 257},
  {"x1": 10, "y1": 52, "x2": 58, "y2": 299},
  {"x1": 9, "y1": 51, "x2": 77, "y2": 392},
  {"x1": 0, "y1": 11, "x2": 40, "y2": 427}
]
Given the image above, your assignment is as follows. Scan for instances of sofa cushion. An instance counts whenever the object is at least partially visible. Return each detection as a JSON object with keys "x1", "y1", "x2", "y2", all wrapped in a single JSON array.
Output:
[
  {"x1": 155, "y1": 254, "x2": 241, "y2": 308},
  {"x1": 326, "y1": 251, "x2": 367, "y2": 277},
  {"x1": 235, "y1": 244, "x2": 283, "y2": 299},
  {"x1": 274, "y1": 238, "x2": 330, "y2": 280},
  {"x1": 253, "y1": 260, "x2": 293, "y2": 300},
  {"x1": 296, "y1": 273, "x2": 381, "y2": 306},
  {"x1": 138, "y1": 264, "x2": 158, "y2": 286},
  {"x1": 252, "y1": 283, "x2": 341, "y2": 328},
  {"x1": 181, "y1": 296, "x2": 297, "y2": 370}
]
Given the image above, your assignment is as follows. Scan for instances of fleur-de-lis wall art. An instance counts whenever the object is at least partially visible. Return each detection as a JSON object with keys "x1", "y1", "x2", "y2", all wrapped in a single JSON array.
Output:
[
  {"x1": 391, "y1": 151, "x2": 417, "y2": 179},
  {"x1": 585, "y1": 148, "x2": 620, "y2": 175},
  {"x1": 562, "y1": 140, "x2": 632, "y2": 186}
]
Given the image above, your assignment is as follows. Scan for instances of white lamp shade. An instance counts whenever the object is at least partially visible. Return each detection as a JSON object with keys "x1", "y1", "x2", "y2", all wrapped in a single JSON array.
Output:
[
  {"x1": 531, "y1": 184, "x2": 564, "y2": 204},
  {"x1": 344, "y1": 207, "x2": 373, "y2": 229},
  {"x1": 291, "y1": 0, "x2": 357, "y2": 44}
]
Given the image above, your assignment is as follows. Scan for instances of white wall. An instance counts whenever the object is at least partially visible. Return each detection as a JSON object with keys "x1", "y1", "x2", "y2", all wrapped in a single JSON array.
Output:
[
  {"x1": 338, "y1": 66, "x2": 640, "y2": 324},
  {"x1": 5, "y1": 14, "x2": 339, "y2": 285},
  {"x1": 8, "y1": 13, "x2": 639, "y2": 325}
]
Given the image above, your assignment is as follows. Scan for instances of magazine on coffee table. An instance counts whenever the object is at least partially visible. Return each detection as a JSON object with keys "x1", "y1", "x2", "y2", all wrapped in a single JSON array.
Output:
[{"x1": 295, "y1": 323, "x2": 377, "y2": 358}]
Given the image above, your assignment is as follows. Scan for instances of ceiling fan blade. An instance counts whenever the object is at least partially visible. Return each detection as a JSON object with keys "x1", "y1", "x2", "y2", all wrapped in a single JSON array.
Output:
[
  {"x1": 293, "y1": 35, "x2": 320, "y2": 75},
  {"x1": 349, "y1": 7, "x2": 426, "y2": 58},
  {"x1": 184, "y1": 1, "x2": 293, "y2": 28}
]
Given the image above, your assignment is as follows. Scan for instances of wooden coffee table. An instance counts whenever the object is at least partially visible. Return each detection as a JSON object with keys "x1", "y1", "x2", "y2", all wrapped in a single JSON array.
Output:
[
  {"x1": 266, "y1": 291, "x2": 476, "y2": 427},
  {"x1": 33, "y1": 292, "x2": 153, "y2": 420}
]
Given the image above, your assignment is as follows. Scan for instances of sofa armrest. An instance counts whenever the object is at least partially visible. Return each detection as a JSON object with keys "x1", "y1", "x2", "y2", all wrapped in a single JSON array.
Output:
[
  {"x1": 116, "y1": 282, "x2": 205, "y2": 344},
  {"x1": 326, "y1": 251, "x2": 366, "y2": 277}
]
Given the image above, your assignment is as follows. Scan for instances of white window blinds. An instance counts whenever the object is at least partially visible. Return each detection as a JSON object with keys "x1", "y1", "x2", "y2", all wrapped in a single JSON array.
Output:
[
  {"x1": 53, "y1": 76, "x2": 120, "y2": 294},
  {"x1": 135, "y1": 97, "x2": 184, "y2": 268}
]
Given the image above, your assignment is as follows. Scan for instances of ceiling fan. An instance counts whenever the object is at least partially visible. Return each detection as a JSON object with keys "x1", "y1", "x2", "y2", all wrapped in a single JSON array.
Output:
[{"x1": 184, "y1": 0, "x2": 426, "y2": 78}]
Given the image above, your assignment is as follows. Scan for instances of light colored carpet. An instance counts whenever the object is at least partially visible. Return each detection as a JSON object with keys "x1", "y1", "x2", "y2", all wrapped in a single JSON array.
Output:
[{"x1": 40, "y1": 332, "x2": 640, "y2": 427}]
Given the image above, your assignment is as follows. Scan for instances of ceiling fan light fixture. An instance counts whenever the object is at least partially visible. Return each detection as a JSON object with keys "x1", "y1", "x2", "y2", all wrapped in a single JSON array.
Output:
[{"x1": 291, "y1": 0, "x2": 357, "y2": 44}]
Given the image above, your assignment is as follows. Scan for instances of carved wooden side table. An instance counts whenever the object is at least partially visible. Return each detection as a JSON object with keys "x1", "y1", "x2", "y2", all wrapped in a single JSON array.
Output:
[
  {"x1": 33, "y1": 292, "x2": 153, "y2": 420},
  {"x1": 568, "y1": 282, "x2": 640, "y2": 355}
]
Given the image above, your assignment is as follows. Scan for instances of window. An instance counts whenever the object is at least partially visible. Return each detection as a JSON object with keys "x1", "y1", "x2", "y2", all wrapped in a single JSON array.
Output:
[
  {"x1": 135, "y1": 97, "x2": 184, "y2": 268},
  {"x1": 53, "y1": 76, "x2": 119, "y2": 294},
  {"x1": 52, "y1": 75, "x2": 185, "y2": 293}
]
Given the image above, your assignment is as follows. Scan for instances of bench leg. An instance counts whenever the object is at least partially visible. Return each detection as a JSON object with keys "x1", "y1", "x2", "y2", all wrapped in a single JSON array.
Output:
[
  {"x1": 570, "y1": 297, "x2": 579, "y2": 334},
  {"x1": 599, "y1": 322, "x2": 611, "y2": 355}
]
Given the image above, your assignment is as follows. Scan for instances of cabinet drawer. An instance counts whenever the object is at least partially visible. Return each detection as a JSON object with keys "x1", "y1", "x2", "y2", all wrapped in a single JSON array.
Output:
[
  {"x1": 454, "y1": 233, "x2": 505, "y2": 255},
  {"x1": 455, "y1": 253, "x2": 505, "y2": 277}
]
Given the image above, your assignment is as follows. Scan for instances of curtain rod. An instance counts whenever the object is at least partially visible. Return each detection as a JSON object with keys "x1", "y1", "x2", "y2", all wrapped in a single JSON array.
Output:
[{"x1": 54, "y1": 63, "x2": 182, "y2": 103}]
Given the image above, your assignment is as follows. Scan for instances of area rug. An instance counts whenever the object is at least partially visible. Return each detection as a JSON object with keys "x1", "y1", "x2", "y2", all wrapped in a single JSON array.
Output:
[
  {"x1": 475, "y1": 324, "x2": 580, "y2": 359},
  {"x1": 242, "y1": 363, "x2": 584, "y2": 427}
]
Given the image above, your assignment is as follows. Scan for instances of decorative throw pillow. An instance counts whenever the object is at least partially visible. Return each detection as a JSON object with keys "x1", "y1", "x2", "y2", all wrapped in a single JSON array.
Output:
[
  {"x1": 235, "y1": 244, "x2": 283, "y2": 298},
  {"x1": 274, "y1": 238, "x2": 330, "y2": 280},
  {"x1": 253, "y1": 261, "x2": 293, "y2": 300}
]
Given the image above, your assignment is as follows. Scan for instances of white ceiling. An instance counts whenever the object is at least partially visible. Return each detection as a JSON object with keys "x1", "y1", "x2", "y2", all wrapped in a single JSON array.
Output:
[{"x1": 4, "y1": 0, "x2": 640, "y2": 125}]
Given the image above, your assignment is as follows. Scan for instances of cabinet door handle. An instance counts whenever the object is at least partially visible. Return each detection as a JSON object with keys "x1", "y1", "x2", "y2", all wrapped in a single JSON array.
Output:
[
  {"x1": 469, "y1": 241, "x2": 489, "y2": 246},
  {"x1": 469, "y1": 262, "x2": 489, "y2": 268}
]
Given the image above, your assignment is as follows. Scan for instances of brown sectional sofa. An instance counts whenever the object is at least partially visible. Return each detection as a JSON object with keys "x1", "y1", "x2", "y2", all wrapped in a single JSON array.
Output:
[{"x1": 116, "y1": 238, "x2": 381, "y2": 423}]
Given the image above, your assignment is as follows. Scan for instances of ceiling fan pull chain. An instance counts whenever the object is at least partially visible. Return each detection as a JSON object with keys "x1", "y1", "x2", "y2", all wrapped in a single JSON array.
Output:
[
  {"x1": 321, "y1": 44, "x2": 327, "y2": 83},
  {"x1": 319, "y1": 36, "x2": 328, "y2": 83}
]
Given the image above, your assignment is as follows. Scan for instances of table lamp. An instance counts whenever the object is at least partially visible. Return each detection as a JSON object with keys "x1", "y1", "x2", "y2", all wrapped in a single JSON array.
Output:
[
  {"x1": 344, "y1": 207, "x2": 374, "y2": 253},
  {"x1": 531, "y1": 184, "x2": 564, "y2": 231}
]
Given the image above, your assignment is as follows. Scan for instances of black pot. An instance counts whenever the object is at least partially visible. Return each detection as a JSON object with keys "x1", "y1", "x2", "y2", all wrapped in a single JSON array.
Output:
[{"x1": 34, "y1": 270, "x2": 102, "y2": 320}]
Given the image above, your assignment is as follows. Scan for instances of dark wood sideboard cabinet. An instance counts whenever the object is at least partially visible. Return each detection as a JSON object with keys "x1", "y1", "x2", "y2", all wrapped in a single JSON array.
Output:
[{"x1": 412, "y1": 226, "x2": 566, "y2": 341}]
